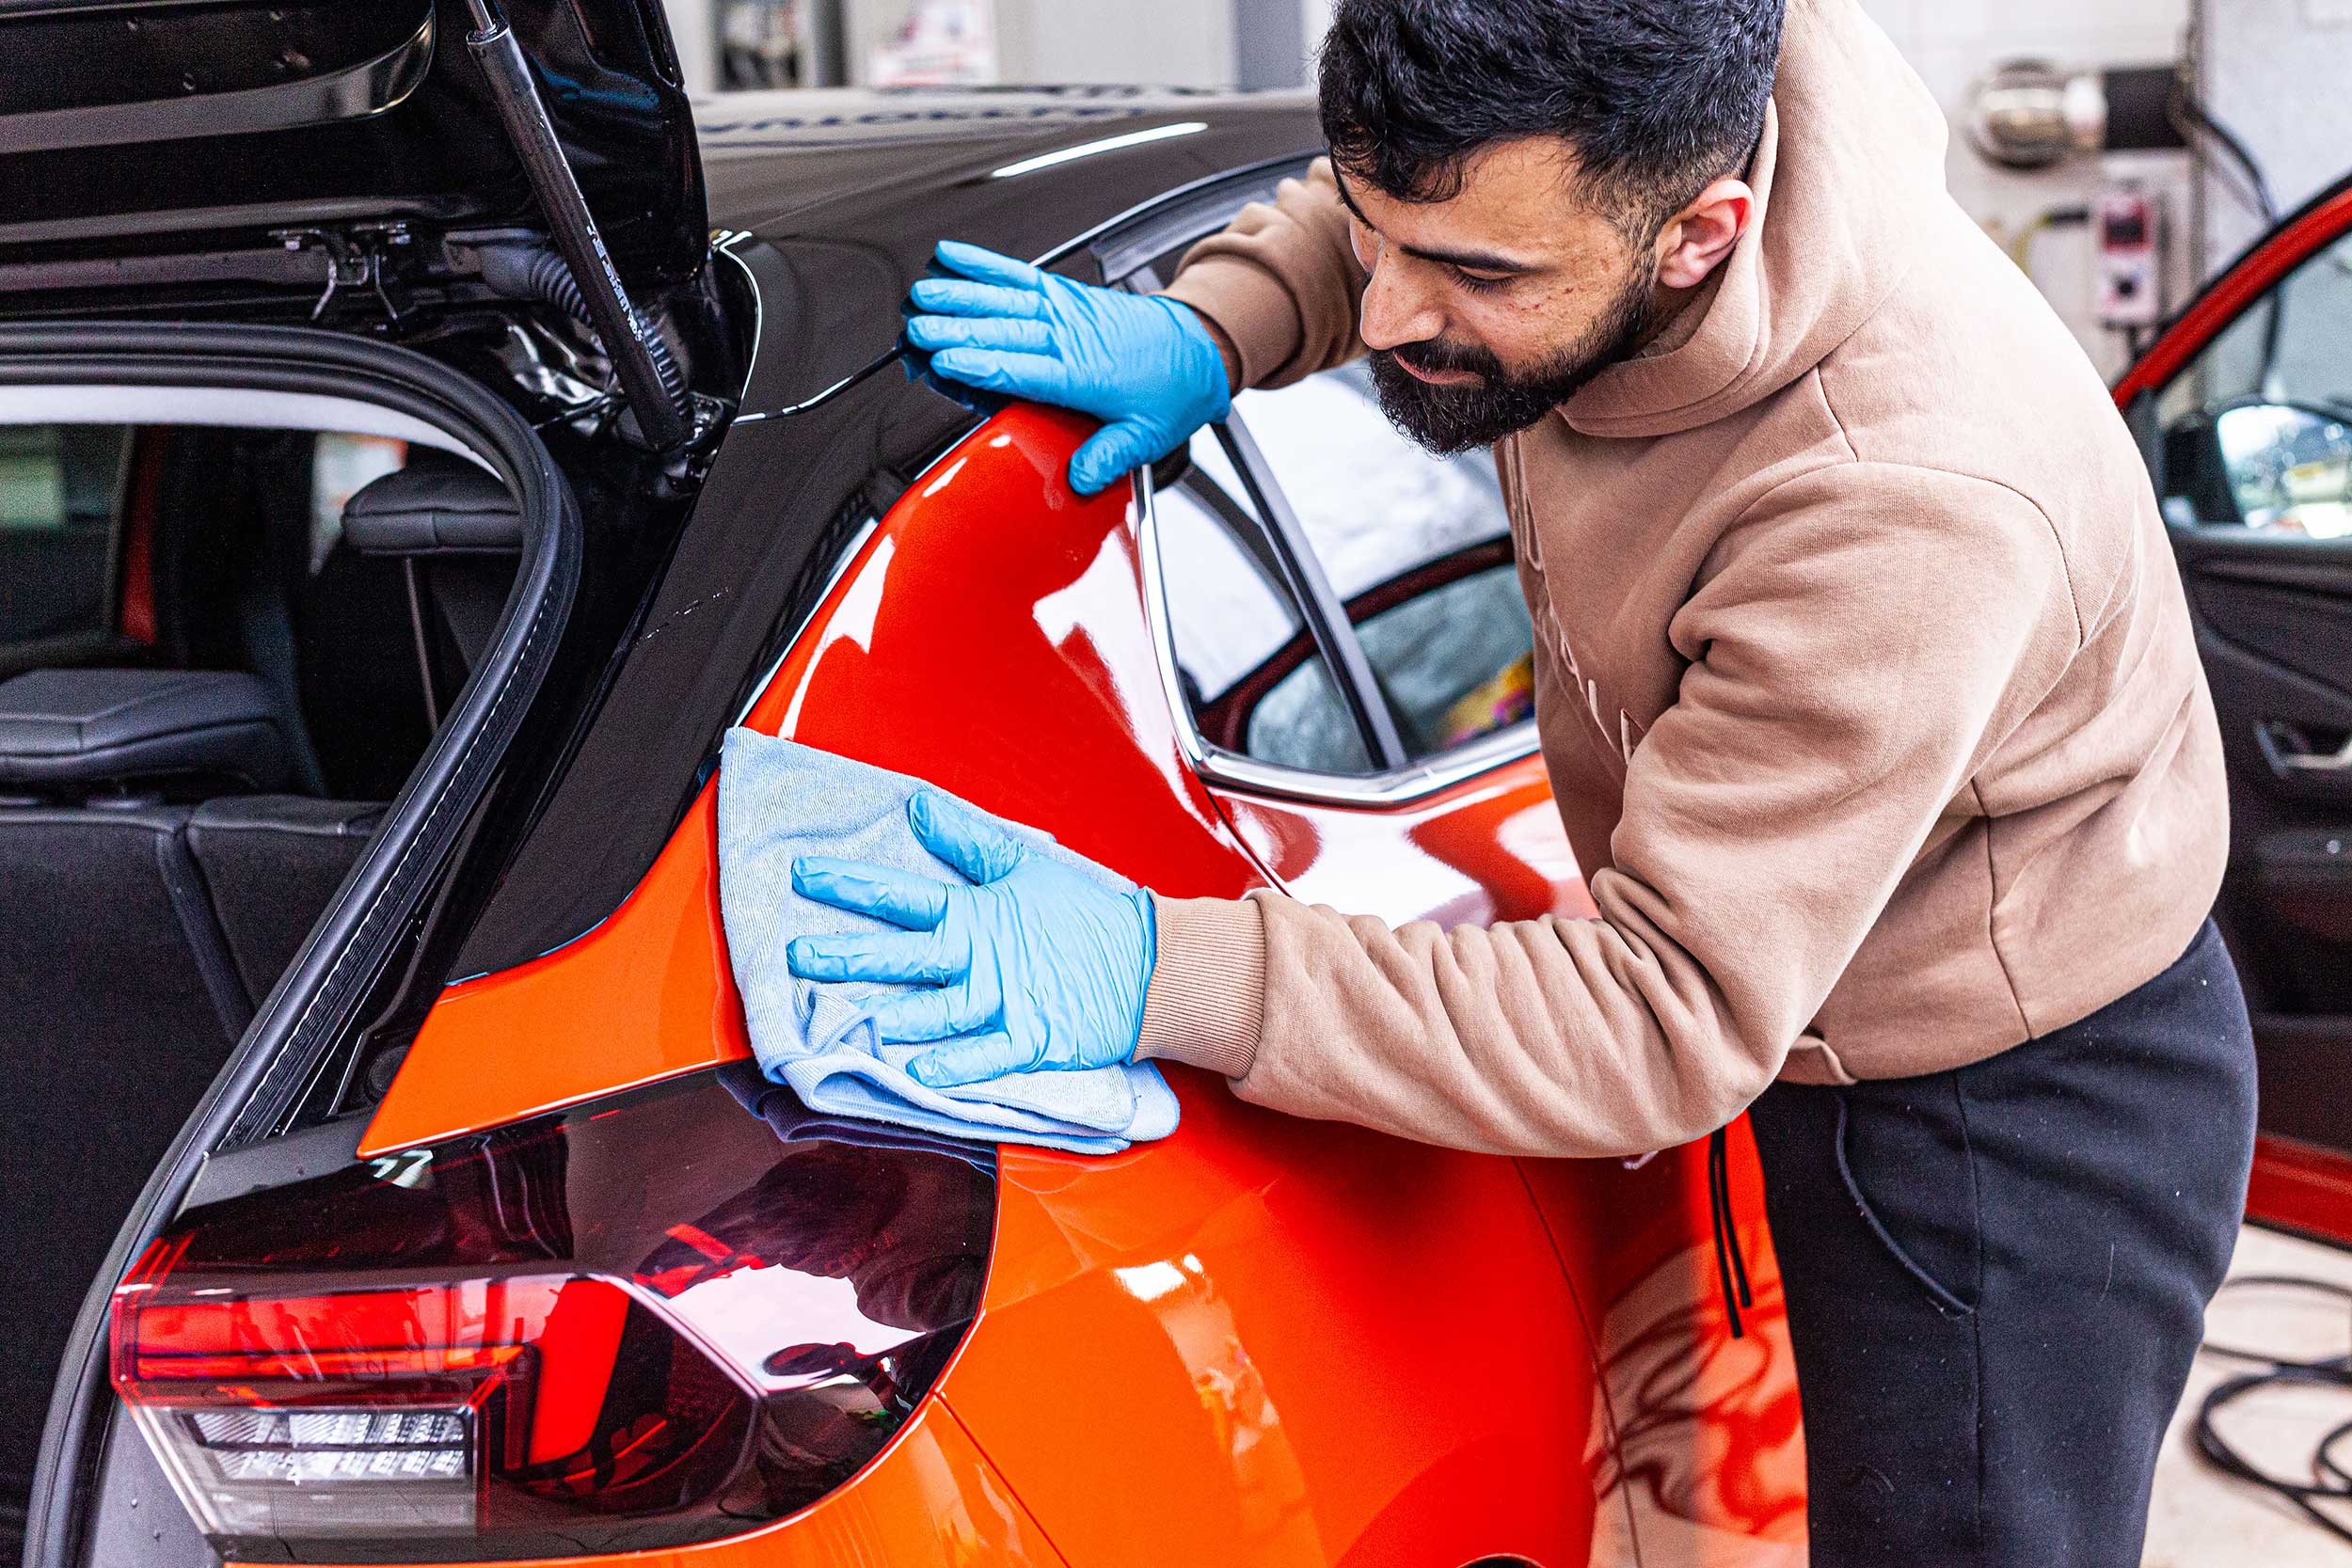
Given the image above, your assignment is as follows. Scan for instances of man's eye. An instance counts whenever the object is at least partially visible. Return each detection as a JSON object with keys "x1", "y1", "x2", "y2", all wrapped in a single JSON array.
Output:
[{"x1": 1451, "y1": 268, "x2": 1513, "y2": 293}]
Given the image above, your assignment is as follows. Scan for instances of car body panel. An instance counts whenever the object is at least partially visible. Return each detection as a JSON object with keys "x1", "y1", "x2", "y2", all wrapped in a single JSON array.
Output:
[
  {"x1": 364, "y1": 404, "x2": 1256, "y2": 1157},
  {"x1": 367, "y1": 402, "x2": 1636, "y2": 1562},
  {"x1": 456, "y1": 103, "x2": 1327, "y2": 977},
  {"x1": 949, "y1": 1133, "x2": 1604, "y2": 1566},
  {"x1": 1207, "y1": 780, "x2": 1804, "y2": 1560}
]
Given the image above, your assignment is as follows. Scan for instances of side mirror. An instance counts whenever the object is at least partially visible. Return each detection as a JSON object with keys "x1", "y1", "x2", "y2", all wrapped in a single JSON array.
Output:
[{"x1": 2212, "y1": 402, "x2": 2352, "y2": 538}]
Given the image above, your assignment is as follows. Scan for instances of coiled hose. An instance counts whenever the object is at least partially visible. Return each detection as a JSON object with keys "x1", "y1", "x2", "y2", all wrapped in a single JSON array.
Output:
[{"x1": 477, "y1": 243, "x2": 687, "y2": 411}]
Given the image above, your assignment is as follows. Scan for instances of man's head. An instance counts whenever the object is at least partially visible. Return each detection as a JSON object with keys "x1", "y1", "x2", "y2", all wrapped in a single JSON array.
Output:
[{"x1": 1318, "y1": 0, "x2": 1786, "y2": 451}]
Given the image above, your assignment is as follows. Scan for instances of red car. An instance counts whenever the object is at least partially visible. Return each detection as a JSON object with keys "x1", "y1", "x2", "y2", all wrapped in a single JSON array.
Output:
[{"x1": 4, "y1": 0, "x2": 2346, "y2": 1560}]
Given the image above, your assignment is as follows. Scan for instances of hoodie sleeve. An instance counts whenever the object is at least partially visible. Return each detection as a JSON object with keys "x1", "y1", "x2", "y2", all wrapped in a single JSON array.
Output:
[
  {"x1": 1134, "y1": 463, "x2": 2080, "y2": 1157},
  {"x1": 1158, "y1": 158, "x2": 1370, "y2": 391}
]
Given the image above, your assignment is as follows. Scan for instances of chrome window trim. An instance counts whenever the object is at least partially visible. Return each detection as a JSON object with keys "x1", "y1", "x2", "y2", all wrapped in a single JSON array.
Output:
[{"x1": 1133, "y1": 467, "x2": 1541, "y2": 808}]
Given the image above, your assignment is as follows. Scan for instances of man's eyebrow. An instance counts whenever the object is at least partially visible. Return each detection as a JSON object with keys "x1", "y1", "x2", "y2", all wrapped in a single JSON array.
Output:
[{"x1": 1331, "y1": 169, "x2": 1542, "y2": 276}]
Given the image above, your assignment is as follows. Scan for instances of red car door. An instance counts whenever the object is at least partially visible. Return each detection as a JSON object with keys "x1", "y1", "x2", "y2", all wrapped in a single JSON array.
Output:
[{"x1": 2114, "y1": 171, "x2": 2352, "y2": 1246}]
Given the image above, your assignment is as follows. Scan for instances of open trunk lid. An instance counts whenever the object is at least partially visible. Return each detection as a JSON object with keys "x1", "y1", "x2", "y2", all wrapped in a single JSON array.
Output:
[{"x1": 0, "y1": 0, "x2": 707, "y2": 293}]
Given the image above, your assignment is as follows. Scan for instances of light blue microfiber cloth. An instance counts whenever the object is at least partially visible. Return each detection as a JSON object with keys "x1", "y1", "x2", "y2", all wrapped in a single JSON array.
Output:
[{"x1": 715, "y1": 727, "x2": 1180, "y2": 1155}]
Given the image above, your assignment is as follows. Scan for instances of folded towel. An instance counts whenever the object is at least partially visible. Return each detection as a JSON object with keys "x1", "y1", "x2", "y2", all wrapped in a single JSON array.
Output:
[
  {"x1": 715, "y1": 1062, "x2": 995, "y2": 1172},
  {"x1": 716, "y1": 727, "x2": 1180, "y2": 1155}
]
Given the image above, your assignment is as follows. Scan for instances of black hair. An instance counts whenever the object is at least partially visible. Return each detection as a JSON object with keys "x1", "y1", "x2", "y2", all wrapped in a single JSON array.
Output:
[{"x1": 1317, "y1": 0, "x2": 1786, "y2": 236}]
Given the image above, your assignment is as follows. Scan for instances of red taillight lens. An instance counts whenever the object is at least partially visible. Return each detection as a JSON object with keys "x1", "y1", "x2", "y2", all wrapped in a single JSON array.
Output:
[{"x1": 108, "y1": 1068, "x2": 993, "y2": 1560}]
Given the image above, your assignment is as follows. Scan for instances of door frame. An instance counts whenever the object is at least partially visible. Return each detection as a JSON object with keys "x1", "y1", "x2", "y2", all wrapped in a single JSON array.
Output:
[{"x1": 2114, "y1": 167, "x2": 2352, "y2": 1249}]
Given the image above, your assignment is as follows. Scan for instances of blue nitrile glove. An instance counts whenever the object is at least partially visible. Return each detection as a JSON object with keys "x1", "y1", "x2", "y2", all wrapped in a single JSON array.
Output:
[
  {"x1": 785, "y1": 788, "x2": 1158, "y2": 1087},
  {"x1": 905, "y1": 240, "x2": 1232, "y2": 495}
]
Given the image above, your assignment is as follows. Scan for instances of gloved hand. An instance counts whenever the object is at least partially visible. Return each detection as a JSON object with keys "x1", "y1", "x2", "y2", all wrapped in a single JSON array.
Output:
[
  {"x1": 786, "y1": 788, "x2": 1158, "y2": 1088},
  {"x1": 905, "y1": 240, "x2": 1232, "y2": 495}
]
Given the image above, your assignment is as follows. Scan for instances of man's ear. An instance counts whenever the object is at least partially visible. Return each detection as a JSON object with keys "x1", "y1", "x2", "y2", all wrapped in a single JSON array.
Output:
[{"x1": 1654, "y1": 177, "x2": 1755, "y2": 290}]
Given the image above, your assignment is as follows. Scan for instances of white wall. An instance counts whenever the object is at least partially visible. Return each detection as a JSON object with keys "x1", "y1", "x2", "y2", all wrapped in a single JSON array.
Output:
[
  {"x1": 1857, "y1": 0, "x2": 2195, "y2": 377},
  {"x1": 2198, "y1": 0, "x2": 2352, "y2": 275},
  {"x1": 841, "y1": 0, "x2": 1233, "y2": 86}
]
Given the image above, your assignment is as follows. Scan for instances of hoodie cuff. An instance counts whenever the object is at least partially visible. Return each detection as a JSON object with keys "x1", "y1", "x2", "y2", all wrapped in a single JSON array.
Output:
[
  {"x1": 1135, "y1": 893, "x2": 1266, "y2": 1080},
  {"x1": 1160, "y1": 259, "x2": 1304, "y2": 392}
]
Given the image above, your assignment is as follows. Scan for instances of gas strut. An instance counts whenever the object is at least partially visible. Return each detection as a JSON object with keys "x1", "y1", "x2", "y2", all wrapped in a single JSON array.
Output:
[{"x1": 464, "y1": 0, "x2": 691, "y2": 452}]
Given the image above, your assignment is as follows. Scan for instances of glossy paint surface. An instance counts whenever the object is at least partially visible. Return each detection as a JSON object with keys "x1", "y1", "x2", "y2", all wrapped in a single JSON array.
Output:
[
  {"x1": 1204, "y1": 761, "x2": 1804, "y2": 1562},
  {"x1": 373, "y1": 404, "x2": 1653, "y2": 1563},
  {"x1": 0, "y1": 0, "x2": 708, "y2": 288},
  {"x1": 468, "y1": 105, "x2": 1329, "y2": 974}
]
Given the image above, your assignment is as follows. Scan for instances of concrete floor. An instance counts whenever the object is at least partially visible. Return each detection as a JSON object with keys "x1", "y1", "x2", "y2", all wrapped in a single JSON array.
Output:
[{"x1": 2145, "y1": 1223, "x2": 2352, "y2": 1564}]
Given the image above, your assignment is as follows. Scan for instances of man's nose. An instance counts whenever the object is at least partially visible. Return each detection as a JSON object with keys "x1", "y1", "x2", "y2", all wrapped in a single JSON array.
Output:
[{"x1": 1358, "y1": 257, "x2": 1445, "y2": 353}]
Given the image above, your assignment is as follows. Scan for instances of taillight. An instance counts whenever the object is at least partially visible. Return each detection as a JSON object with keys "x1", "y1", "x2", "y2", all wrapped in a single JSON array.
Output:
[{"x1": 109, "y1": 1067, "x2": 994, "y2": 1560}]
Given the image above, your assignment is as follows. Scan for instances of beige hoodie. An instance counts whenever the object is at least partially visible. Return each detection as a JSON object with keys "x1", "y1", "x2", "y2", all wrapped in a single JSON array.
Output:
[{"x1": 1129, "y1": 0, "x2": 2229, "y2": 1158}]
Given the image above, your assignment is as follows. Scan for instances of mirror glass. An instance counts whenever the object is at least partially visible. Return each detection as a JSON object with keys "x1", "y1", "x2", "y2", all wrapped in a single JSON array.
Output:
[{"x1": 2214, "y1": 403, "x2": 2352, "y2": 539}]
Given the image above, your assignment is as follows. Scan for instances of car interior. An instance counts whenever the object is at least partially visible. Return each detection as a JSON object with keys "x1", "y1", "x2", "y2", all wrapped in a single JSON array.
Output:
[
  {"x1": 2138, "y1": 225, "x2": 2352, "y2": 1162},
  {"x1": 0, "y1": 417, "x2": 522, "y2": 1508}
]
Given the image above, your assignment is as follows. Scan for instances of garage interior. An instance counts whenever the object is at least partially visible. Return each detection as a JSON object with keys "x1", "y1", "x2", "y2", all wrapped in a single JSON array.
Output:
[
  {"x1": 2, "y1": 0, "x2": 2342, "y2": 1560},
  {"x1": 650, "y1": 0, "x2": 2352, "y2": 1559}
]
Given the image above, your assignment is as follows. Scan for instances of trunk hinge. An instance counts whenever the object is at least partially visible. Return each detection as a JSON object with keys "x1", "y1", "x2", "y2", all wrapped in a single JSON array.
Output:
[
  {"x1": 462, "y1": 0, "x2": 691, "y2": 453},
  {"x1": 271, "y1": 222, "x2": 414, "y2": 325}
]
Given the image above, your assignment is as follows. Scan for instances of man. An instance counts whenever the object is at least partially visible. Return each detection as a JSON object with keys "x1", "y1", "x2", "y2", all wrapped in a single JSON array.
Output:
[{"x1": 784, "y1": 1, "x2": 2258, "y2": 1560}]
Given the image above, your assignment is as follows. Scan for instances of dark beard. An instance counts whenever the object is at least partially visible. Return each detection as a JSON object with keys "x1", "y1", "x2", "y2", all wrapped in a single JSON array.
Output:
[{"x1": 1367, "y1": 265, "x2": 1661, "y2": 454}]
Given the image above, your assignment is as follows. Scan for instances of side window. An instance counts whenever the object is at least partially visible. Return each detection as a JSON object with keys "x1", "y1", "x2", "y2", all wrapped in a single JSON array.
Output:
[
  {"x1": 1125, "y1": 169, "x2": 1535, "y2": 784},
  {"x1": 0, "y1": 423, "x2": 130, "y2": 651},
  {"x1": 1154, "y1": 428, "x2": 1373, "y2": 774},
  {"x1": 1234, "y1": 364, "x2": 1534, "y2": 758},
  {"x1": 2154, "y1": 229, "x2": 2352, "y2": 539}
]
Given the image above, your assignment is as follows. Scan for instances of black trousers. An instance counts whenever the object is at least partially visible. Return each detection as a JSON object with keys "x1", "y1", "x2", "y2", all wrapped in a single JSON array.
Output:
[{"x1": 1748, "y1": 919, "x2": 2257, "y2": 1567}]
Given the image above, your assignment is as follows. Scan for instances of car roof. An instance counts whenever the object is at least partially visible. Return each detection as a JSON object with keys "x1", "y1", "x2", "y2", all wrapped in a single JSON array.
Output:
[
  {"x1": 693, "y1": 89, "x2": 1323, "y2": 415},
  {"x1": 697, "y1": 87, "x2": 1318, "y2": 239},
  {"x1": 696, "y1": 89, "x2": 1326, "y2": 285}
]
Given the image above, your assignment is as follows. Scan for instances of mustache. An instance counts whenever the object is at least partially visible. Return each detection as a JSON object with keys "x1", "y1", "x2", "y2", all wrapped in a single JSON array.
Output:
[{"x1": 1384, "y1": 337, "x2": 1504, "y2": 379}]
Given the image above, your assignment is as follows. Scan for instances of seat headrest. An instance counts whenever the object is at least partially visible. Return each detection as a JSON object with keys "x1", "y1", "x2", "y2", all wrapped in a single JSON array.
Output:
[
  {"x1": 0, "y1": 669, "x2": 293, "y2": 795},
  {"x1": 342, "y1": 450, "x2": 522, "y2": 556}
]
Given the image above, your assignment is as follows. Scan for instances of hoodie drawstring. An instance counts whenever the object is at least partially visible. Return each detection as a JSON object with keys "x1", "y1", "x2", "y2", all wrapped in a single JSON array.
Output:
[{"x1": 1708, "y1": 1126, "x2": 1754, "y2": 1339}]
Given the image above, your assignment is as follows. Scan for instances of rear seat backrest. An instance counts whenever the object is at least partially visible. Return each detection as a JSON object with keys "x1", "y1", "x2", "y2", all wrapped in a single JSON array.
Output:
[
  {"x1": 0, "y1": 802, "x2": 246, "y2": 1492},
  {"x1": 187, "y1": 796, "x2": 383, "y2": 1003},
  {"x1": 0, "y1": 669, "x2": 377, "y2": 1493}
]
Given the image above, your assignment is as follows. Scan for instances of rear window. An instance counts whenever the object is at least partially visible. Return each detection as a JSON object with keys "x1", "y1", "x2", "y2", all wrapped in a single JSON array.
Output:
[{"x1": 0, "y1": 422, "x2": 130, "y2": 650}]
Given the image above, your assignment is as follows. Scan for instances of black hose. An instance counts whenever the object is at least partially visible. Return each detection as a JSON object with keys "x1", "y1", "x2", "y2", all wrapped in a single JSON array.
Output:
[
  {"x1": 478, "y1": 243, "x2": 688, "y2": 410},
  {"x1": 2167, "y1": 82, "x2": 2284, "y2": 389},
  {"x1": 2191, "y1": 1273, "x2": 2352, "y2": 1544}
]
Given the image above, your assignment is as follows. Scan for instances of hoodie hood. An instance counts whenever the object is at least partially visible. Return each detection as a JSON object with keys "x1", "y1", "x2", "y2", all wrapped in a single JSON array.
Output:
[{"x1": 1563, "y1": 0, "x2": 1955, "y2": 439}]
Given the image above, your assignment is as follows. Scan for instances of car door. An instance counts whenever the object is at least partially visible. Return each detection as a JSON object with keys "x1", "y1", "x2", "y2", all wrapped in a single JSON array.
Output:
[
  {"x1": 1111, "y1": 186, "x2": 1808, "y2": 1564},
  {"x1": 2118, "y1": 173, "x2": 2352, "y2": 1238}
]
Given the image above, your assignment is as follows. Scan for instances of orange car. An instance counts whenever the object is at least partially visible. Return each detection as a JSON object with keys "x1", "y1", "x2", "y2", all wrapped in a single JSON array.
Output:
[{"x1": 8, "y1": 2, "x2": 2348, "y2": 1563}]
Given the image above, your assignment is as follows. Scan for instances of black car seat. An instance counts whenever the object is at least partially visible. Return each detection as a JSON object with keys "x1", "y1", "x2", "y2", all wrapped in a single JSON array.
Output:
[
  {"x1": 185, "y1": 795, "x2": 385, "y2": 1004},
  {"x1": 341, "y1": 449, "x2": 523, "y2": 712},
  {"x1": 0, "y1": 668, "x2": 377, "y2": 1495}
]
